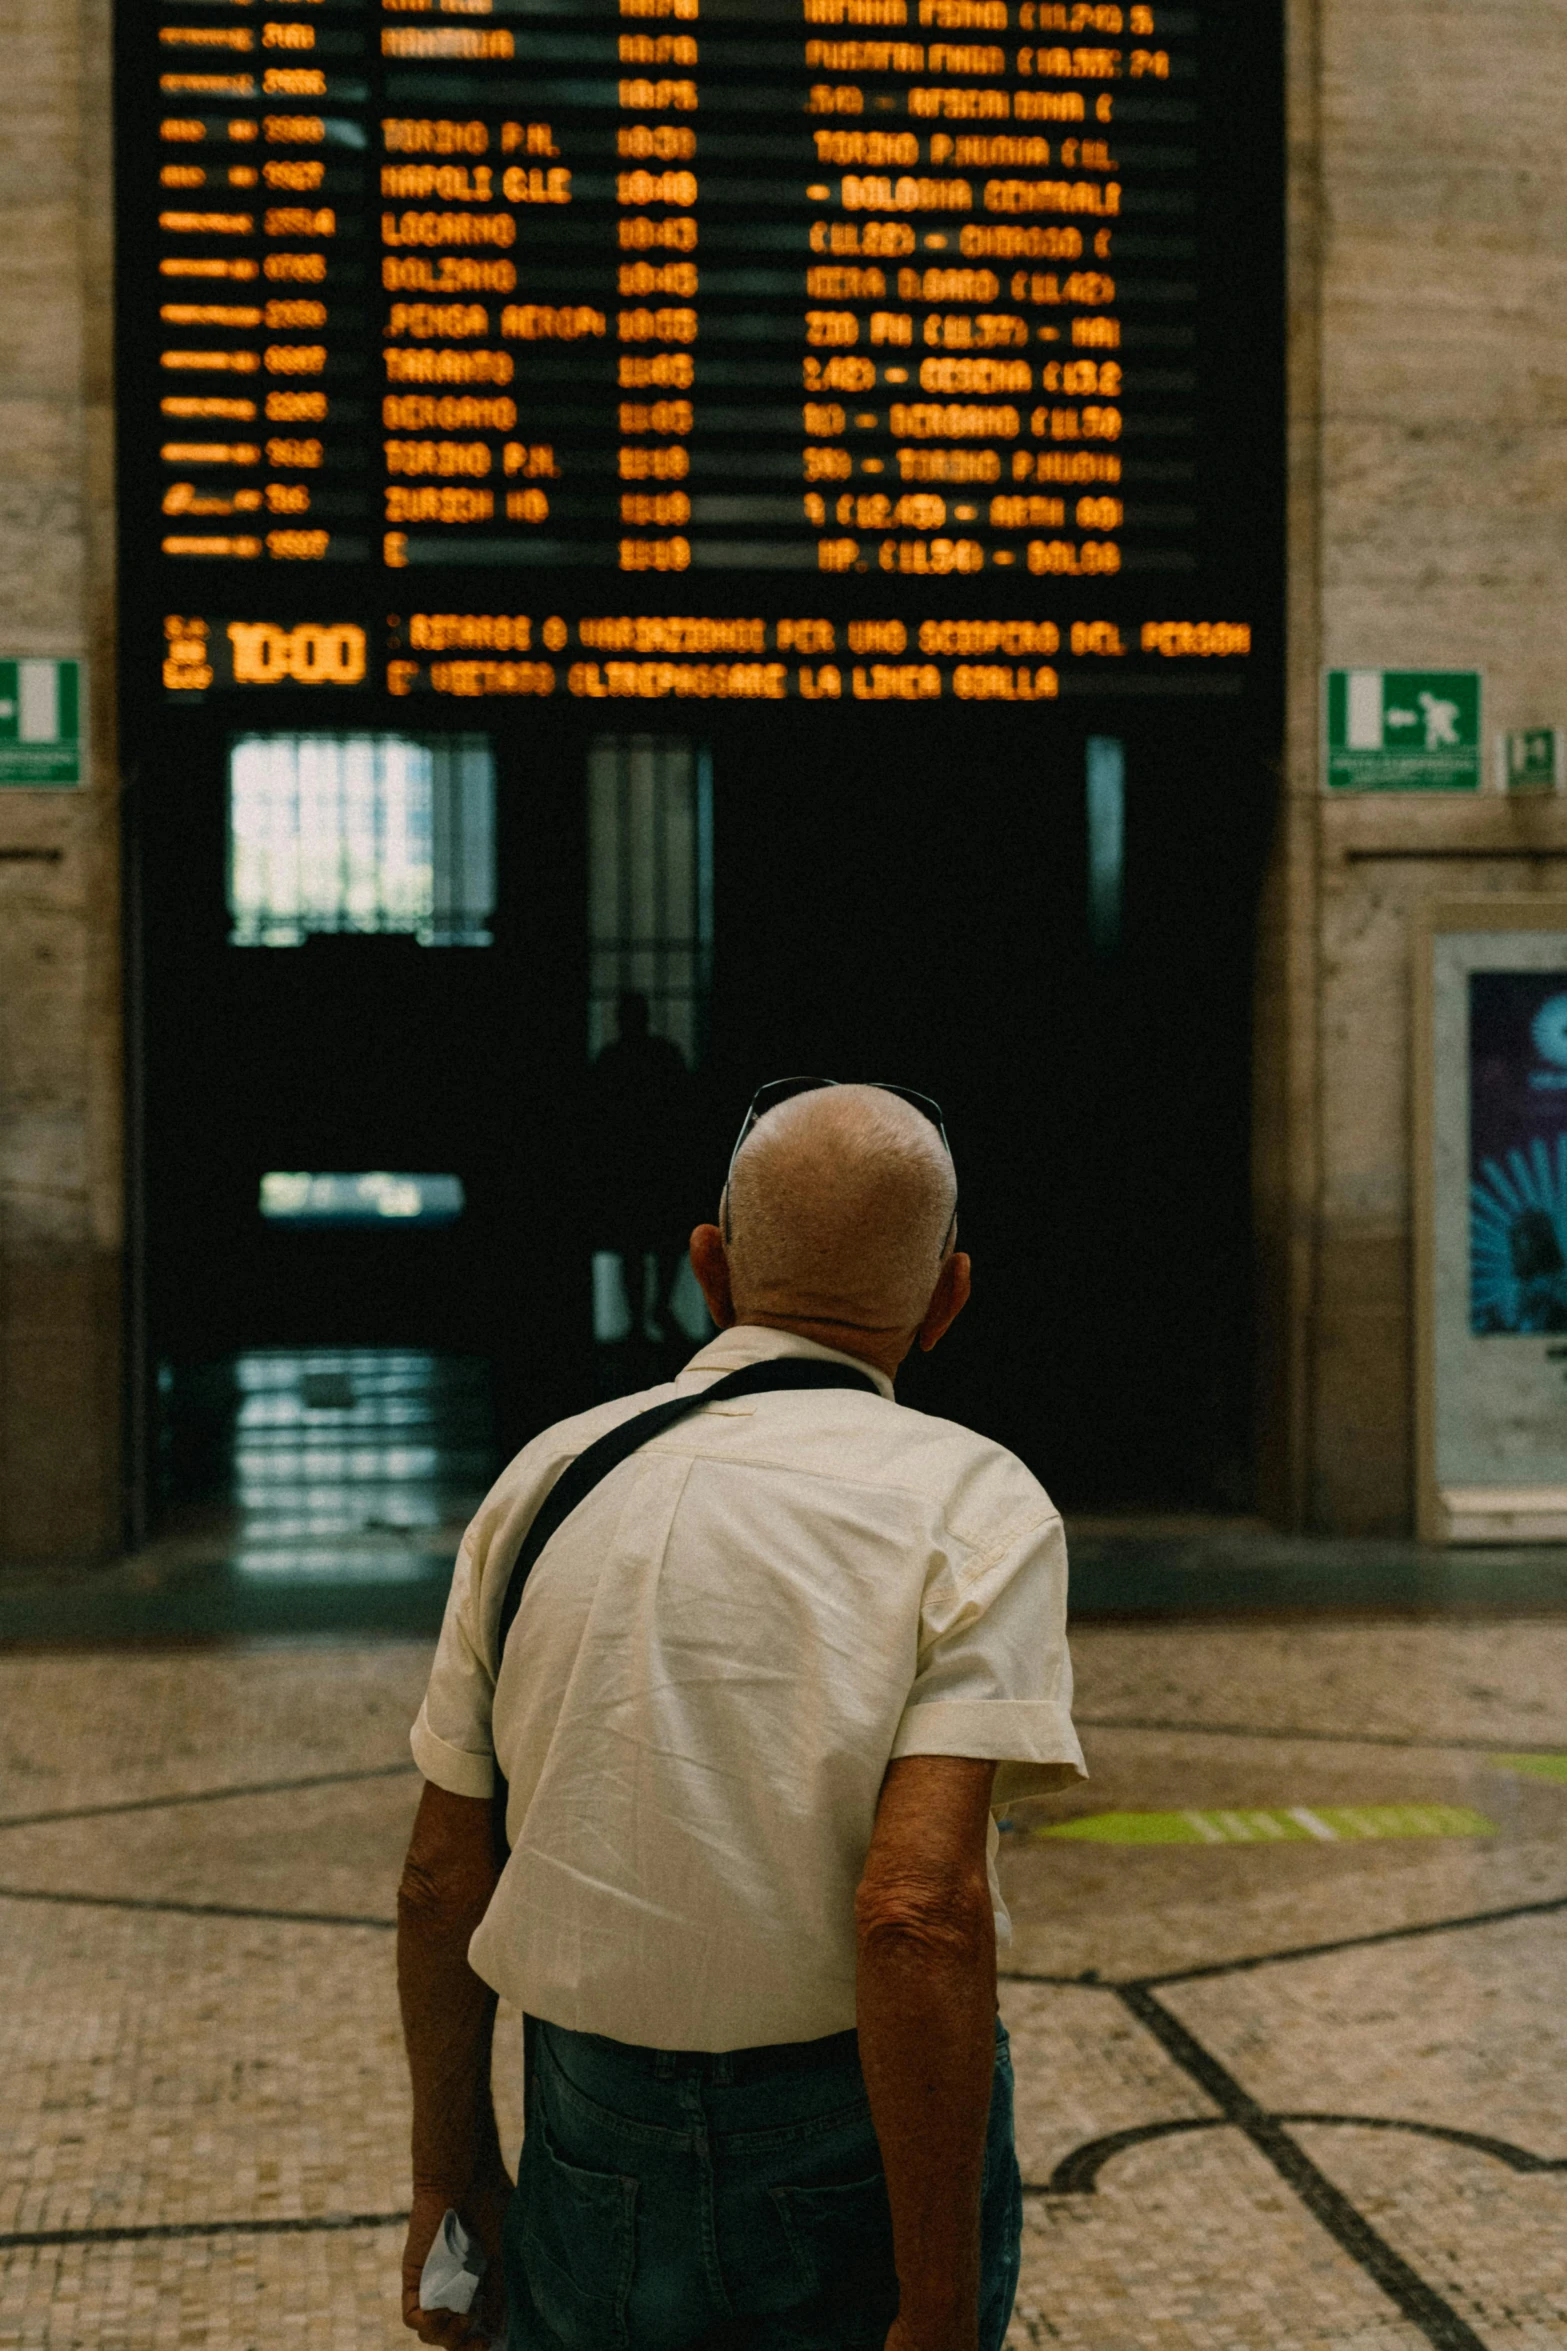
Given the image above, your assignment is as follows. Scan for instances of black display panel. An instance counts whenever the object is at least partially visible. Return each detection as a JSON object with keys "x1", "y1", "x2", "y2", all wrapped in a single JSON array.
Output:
[{"x1": 116, "y1": 0, "x2": 1280, "y2": 712}]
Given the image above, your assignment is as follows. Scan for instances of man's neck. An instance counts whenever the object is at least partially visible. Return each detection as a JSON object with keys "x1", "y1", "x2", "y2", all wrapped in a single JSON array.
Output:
[{"x1": 733, "y1": 1311, "x2": 912, "y2": 1385}]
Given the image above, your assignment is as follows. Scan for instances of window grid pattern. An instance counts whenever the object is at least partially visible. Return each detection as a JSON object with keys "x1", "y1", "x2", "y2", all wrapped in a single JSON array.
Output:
[
  {"x1": 228, "y1": 733, "x2": 495, "y2": 947},
  {"x1": 588, "y1": 734, "x2": 713, "y2": 1064}
]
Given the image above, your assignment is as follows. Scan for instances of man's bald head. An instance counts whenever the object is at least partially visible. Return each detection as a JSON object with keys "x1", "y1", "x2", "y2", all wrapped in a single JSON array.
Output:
[{"x1": 724, "y1": 1085, "x2": 957, "y2": 1332}]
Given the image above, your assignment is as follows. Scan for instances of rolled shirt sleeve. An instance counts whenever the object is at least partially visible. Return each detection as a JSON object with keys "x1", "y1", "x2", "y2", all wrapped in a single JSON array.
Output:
[
  {"x1": 410, "y1": 1525, "x2": 499, "y2": 1799},
  {"x1": 889, "y1": 1508, "x2": 1087, "y2": 1800}
]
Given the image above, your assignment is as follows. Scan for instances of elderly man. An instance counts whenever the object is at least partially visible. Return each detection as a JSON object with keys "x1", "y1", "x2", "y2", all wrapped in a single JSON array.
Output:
[{"x1": 398, "y1": 1080, "x2": 1084, "y2": 2351}]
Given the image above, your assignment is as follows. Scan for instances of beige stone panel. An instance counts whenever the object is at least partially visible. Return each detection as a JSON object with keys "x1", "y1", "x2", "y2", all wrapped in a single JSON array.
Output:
[
  {"x1": 1324, "y1": 274, "x2": 1567, "y2": 425},
  {"x1": 1324, "y1": 805, "x2": 1567, "y2": 863},
  {"x1": 3, "y1": 2227, "x2": 410, "y2": 2351},
  {"x1": 1291, "y1": 2129, "x2": 1567, "y2": 2346},
  {"x1": 0, "y1": 825, "x2": 96, "y2": 916},
  {"x1": 1002, "y1": 1822, "x2": 1567, "y2": 1986},
  {"x1": 1317, "y1": 861, "x2": 1413, "y2": 1220},
  {"x1": 0, "y1": 1776, "x2": 418, "y2": 1925},
  {"x1": 999, "y1": 1731, "x2": 1566, "y2": 1982},
  {"x1": 0, "y1": 915, "x2": 91, "y2": 1087},
  {"x1": 0, "y1": 487, "x2": 84, "y2": 636},
  {"x1": 1068, "y1": 1617, "x2": 1567, "y2": 1746},
  {"x1": 0, "y1": 21, "x2": 77, "y2": 206},
  {"x1": 0, "y1": 1188, "x2": 91, "y2": 1253},
  {"x1": 77, "y1": 797, "x2": 122, "y2": 1256},
  {"x1": 0, "y1": 211, "x2": 84, "y2": 392},
  {"x1": 0, "y1": 397, "x2": 87, "y2": 489},
  {"x1": 0, "y1": 1249, "x2": 120, "y2": 1558},
  {"x1": 1309, "y1": 1229, "x2": 1410, "y2": 1531},
  {"x1": 1164, "y1": 1913, "x2": 1567, "y2": 2149},
  {"x1": 1321, "y1": 427, "x2": 1567, "y2": 639},
  {"x1": 0, "y1": 990, "x2": 91, "y2": 1110},
  {"x1": 1316, "y1": 617, "x2": 1567, "y2": 725},
  {"x1": 1000, "y1": 1982, "x2": 1219, "y2": 2182},
  {"x1": 0, "y1": 1644, "x2": 433, "y2": 1818},
  {"x1": 0, "y1": 1113, "x2": 92, "y2": 1212},
  {"x1": 1008, "y1": 2131, "x2": 1429, "y2": 2350},
  {"x1": 0, "y1": 0, "x2": 121, "y2": 1564},
  {"x1": 1323, "y1": 0, "x2": 1567, "y2": 164},
  {"x1": 0, "y1": 893, "x2": 93, "y2": 1226},
  {"x1": 0, "y1": 818, "x2": 81, "y2": 881},
  {"x1": 0, "y1": 1898, "x2": 411, "y2": 2235},
  {"x1": 1322, "y1": 420, "x2": 1567, "y2": 553},
  {"x1": 1324, "y1": 162, "x2": 1567, "y2": 250},
  {"x1": 1260, "y1": 0, "x2": 1327, "y2": 1529},
  {"x1": 79, "y1": 0, "x2": 116, "y2": 413}
]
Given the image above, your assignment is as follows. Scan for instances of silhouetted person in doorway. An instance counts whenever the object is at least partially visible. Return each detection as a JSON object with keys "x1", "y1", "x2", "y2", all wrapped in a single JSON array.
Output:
[{"x1": 590, "y1": 991, "x2": 697, "y2": 1341}]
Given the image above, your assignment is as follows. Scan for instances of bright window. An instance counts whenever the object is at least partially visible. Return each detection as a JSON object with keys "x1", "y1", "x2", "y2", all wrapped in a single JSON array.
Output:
[
  {"x1": 259, "y1": 1172, "x2": 465, "y2": 1226},
  {"x1": 228, "y1": 732, "x2": 495, "y2": 946}
]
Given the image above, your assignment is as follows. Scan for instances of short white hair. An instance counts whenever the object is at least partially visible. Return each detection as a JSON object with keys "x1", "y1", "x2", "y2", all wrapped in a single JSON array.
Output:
[{"x1": 726, "y1": 1085, "x2": 956, "y2": 1328}]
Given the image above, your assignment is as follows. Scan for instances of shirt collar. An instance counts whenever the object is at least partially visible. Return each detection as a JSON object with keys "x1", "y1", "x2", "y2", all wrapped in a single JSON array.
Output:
[{"x1": 676, "y1": 1323, "x2": 896, "y2": 1402}]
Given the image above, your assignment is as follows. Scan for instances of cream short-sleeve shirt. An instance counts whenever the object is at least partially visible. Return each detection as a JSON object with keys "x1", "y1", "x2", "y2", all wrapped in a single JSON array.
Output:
[{"x1": 412, "y1": 1326, "x2": 1085, "y2": 2051}]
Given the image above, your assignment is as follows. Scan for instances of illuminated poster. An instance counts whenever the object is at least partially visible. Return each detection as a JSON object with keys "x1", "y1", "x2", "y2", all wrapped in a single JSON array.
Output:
[
  {"x1": 119, "y1": 0, "x2": 1278, "y2": 709},
  {"x1": 1469, "y1": 973, "x2": 1567, "y2": 1336},
  {"x1": 1422, "y1": 913, "x2": 1567, "y2": 1540}
]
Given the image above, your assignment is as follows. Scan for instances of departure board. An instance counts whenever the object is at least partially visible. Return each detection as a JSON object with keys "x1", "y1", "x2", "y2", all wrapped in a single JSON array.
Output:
[{"x1": 117, "y1": 0, "x2": 1279, "y2": 709}]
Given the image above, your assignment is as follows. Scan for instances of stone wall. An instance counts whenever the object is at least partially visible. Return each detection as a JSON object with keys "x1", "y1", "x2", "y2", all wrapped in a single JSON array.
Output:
[
  {"x1": 0, "y1": 0, "x2": 122, "y2": 1562},
  {"x1": 1262, "y1": 0, "x2": 1567, "y2": 1531}
]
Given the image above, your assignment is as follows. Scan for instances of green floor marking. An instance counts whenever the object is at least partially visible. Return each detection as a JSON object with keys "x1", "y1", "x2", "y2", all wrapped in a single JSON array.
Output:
[
  {"x1": 1490, "y1": 1754, "x2": 1567, "y2": 1785},
  {"x1": 1037, "y1": 1804, "x2": 1496, "y2": 1846}
]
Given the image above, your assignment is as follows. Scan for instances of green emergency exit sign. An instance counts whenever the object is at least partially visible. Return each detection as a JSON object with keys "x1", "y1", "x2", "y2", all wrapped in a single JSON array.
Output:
[
  {"x1": 1500, "y1": 726, "x2": 1564, "y2": 793},
  {"x1": 1325, "y1": 669, "x2": 1483, "y2": 791},
  {"x1": 0, "y1": 657, "x2": 84, "y2": 787}
]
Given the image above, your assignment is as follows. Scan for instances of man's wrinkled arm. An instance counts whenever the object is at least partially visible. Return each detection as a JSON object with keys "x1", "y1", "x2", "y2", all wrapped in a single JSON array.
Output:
[
  {"x1": 856, "y1": 1754, "x2": 998, "y2": 2351},
  {"x1": 397, "y1": 1783, "x2": 511, "y2": 2347}
]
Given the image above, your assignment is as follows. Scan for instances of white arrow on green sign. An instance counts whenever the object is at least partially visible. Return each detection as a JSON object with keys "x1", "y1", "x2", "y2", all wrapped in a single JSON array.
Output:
[
  {"x1": 1325, "y1": 669, "x2": 1483, "y2": 792},
  {"x1": 0, "y1": 657, "x2": 84, "y2": 788}
]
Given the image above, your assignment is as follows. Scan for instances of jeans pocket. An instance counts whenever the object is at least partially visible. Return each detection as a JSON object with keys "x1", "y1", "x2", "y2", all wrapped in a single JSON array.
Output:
[
  {"x1": 770, "y1": 2169, "x2": 898, "y2": 2335},
  {"x1": 518, "y1": 2110, "x2": 638, "y2": 2350}
]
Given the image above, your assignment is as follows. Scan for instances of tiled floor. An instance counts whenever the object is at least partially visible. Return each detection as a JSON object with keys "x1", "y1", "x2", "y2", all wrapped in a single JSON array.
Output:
[{"x1": 2, "y1": 1617, "x2": 1564, "y2": 2348}]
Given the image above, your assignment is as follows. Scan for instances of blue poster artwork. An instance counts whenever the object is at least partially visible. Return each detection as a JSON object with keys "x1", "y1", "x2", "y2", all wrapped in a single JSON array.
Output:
[{"x1": 1470, "y1": 971, "x2": 1567, "y2": 1333}]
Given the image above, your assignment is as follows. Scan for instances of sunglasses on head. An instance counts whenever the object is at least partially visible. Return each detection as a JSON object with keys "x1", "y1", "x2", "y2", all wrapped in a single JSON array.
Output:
[{"x1": 722, "y1": 1077, "x2": 956, "y2": 1248}]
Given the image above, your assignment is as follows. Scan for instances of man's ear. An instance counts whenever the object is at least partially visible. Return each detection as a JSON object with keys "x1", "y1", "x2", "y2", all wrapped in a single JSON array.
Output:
[
  {"x1": 917, "y1": 1249, "x2": 971, "y2": 1354},
  {"x1": 690, "y1": 1222, "x2": 737, "y2": 1329}
]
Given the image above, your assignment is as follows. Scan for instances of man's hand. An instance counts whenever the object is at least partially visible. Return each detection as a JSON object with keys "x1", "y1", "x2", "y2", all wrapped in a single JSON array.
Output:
[
  {"x1": 397, "y1": 1784, "x2": 511, "y2": 2346},
  {"x1": 400, "y1": 2173, "x2": 510, "y2": 2347},
  {"x1": 855, "y1": 1755, "x2": 998, "y2": 2351}
]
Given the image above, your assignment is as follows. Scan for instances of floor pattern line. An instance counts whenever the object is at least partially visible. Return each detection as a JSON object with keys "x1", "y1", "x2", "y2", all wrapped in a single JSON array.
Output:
[
  {"x1": 0, "y1": 2212, "x2": 410, "y2": 2252},
  {"x1": 0, "y1": 1884, "x2": 394, "y2": 1931},
  {"x1": 1072, "y1": 1714, "x2": 1567, "y2": 1755},
  {"x1": 1117, "y1": 1985, "x2": 1487, "y2": 2351},
  {"x1": 1036, "y1": 2111, "x2": 1567, "y2": 2196},
  {"x1": 1276, "y1": 2114, "x2": 1567, "y2": 2172},
  {"x1": 0, "y1": 1760, "x2": 418, "y2": 1836},
  {"x1": 999, "y1": 1889, "x2": 1567, "y2": 1994},
  {"x1": 1137, "y1": 1889, "x2": 1567, "y2": 1986},
  {"x1": 6, "y1": 1885, "x2": 1556, "y2": 1971}
]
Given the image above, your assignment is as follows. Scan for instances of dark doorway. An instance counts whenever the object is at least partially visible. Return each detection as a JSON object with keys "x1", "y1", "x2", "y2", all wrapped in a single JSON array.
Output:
[
  {"x1": 131, "y1": 691, "x2": 1268, "y2": 1534},
  {"x1": 131, "y1": 708, "x2": 589, "y2": 1525},
  {"x1": 700, "y1": 698, "x2": 1269, "y2": 1510}
]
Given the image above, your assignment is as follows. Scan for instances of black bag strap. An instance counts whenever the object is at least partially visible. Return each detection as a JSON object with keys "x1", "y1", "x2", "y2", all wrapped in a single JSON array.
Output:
[
  {"x1": 491, "y1": 1357, "x2": 880, "y2": 1850},
  {"x1": 493, "y1": 1356, "x2": 881, "y2": 1670}
]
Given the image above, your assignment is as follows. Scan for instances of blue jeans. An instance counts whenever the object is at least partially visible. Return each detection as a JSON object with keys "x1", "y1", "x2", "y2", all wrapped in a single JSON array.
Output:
[{"x1": 505, "y1": 2015, "x2": 1022, "y2": 2351}]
